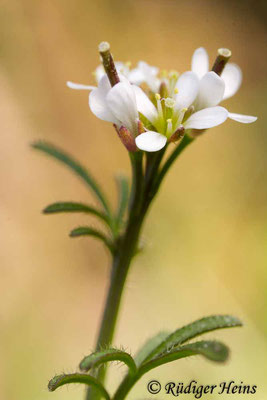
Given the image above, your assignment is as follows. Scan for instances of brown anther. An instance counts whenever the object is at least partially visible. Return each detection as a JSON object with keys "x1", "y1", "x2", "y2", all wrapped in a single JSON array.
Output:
[{"x1": 212, "y1": 48, "x2": 232, "y2": 76}]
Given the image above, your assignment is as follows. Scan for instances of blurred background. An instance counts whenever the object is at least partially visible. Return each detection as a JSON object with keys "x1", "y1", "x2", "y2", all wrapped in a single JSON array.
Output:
[{"x1": 1, "y1": 0, "x2": 266, "y2": 399}]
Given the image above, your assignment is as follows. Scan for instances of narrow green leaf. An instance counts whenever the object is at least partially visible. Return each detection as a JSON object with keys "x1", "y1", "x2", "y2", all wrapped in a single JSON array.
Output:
[
  {"x1": 113, "y1": 340, "x2": 230, "y2": 400},
  {"x1": 79, "y1": 348, "x2": 137, "y2": 375},
  {"x1": 140, "y1": 340, "x2": 229, "y2": 374},
  {"x1": 115, "y1": 175, "x2": 129, "y2": 228},
  {"x1": 32, "y1": 141, "x2": 111, "y2": 216},
  {"x1": 48, "y1": 373, "x2": 110, "y2": 399},
  {"x1": 69, "y1": 226, "x2": 115, "y2": 254},
  {"x1": 134, "y1": 331, "x2": 170, "y2": 367},
  {"x1": 141, "y1": 315, "x2": 242, "y2": 363},
  {"x1": 43, "y1": 201, "x2": 109, "y2": 226}
]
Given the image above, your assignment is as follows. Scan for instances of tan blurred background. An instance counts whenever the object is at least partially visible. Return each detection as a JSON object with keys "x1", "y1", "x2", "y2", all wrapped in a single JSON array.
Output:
[{"x1": 1, "y1": 0, "x2": 266, "y2": 399}]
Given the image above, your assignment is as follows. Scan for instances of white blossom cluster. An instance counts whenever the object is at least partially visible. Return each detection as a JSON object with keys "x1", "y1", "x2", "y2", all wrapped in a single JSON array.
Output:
[{"x1": 67, "y1": 47, "x2": 257, "y2": 152}]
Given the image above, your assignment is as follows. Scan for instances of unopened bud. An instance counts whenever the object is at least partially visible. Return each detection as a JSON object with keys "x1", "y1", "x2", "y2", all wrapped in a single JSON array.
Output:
[
  {"x1": 98, "y1": 41, "x2": 120, "y2": 87},
  {"x1": 212, "y1": 48, "x2": 232, "y2": 76},
  {"x1": 115, "y1": 125, "x2": 137, "y2": 152},
  {"x1": 169, "y1": 125, "x2": 185, "y2": 143},
  {"x1": 183, "y1": 105, "x2": 194, "y2": 121},
  {"x1": 159, "y1": 81, "x2": 168, "y2": 98}
]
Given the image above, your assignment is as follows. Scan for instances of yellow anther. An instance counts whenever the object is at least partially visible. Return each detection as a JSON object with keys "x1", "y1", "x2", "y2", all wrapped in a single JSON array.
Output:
[
  {"x1": 182, "y1": 108, "x2": 188, "y2": 113},
  {"x1": 161, "y1": 69, "x2": 168, "y2": 78},
  {"x1": 167, "y1": 118, "x2": 172, "y2": 124},
  {"x1": 155, "y1": 93, "x2": 161, "y2": 100},
  {"x1": 125, "y1": 61, "x2": 132, "y2": 68},
  {"x1": 169, "y1": 70, "x2": 179, "y2": 79},
  {"x1": 174, "y1": 88, "x2": 179, "y2": 94}
]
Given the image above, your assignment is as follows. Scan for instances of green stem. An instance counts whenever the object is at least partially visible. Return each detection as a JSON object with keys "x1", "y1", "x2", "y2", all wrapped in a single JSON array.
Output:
[
  {"x1": 86, "y1": 152, "x2": 146, "y2": 400},
  {"x1": 86, "y1": 140, "x2": 193, "y2": 400}
]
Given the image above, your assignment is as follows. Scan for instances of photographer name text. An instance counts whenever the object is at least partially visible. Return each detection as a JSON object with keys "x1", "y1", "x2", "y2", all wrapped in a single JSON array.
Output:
[{"x1": 147, "y1": 380, "x2": 257, "y2": 397}]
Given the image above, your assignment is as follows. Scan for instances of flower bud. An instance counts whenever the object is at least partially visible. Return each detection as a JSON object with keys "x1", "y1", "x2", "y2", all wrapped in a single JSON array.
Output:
[
  {"x1": 169, "y1": 125, "x2": 185, "y2": 143},
  {"x1": 114, "y1": 125, "x2": 137, "y2": 152}
]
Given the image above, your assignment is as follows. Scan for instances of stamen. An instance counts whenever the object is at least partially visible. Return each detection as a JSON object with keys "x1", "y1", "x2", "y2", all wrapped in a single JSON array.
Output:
[
  {"x1": 169, "y1": 70, "x2": 179, "y2": 80},
  {"x1": 212, "y1": 48, "x2": 232, "y2": 76},
  {"x1": 155, "y1": 93, "x2": 164, "y2": 120},
  {"x1": 125, "y1": 61, "x2": 132, "y2": 68},
  {"x1": 166, "y1": 119, "x2": 173, "y2": 137},
  {"x1": 174, "y1": 108, "x2": 187, "y2": 131},
  {"x1": 169, "y1": 70, "x2": 179, "y2": 96},
  {"x1": 161, "y1": 69, "x2": 168, "y2": 78},
  {"x1": 98, "y1": 41, "x2": 120, "y2": 87},
  {"x1": 174, "y1": 88, "x2": 179, "y2": 94}
]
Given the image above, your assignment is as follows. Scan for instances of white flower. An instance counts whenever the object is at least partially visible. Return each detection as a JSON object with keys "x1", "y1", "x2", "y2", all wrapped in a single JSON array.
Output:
[
  {"x1": 191, "y1": 47, "x2": 257, "y2": 124},
  {"x1": 67, "y1": 48, "x2": 257, "y2": 153},
  {"x1": 133, "y1": 72, "x2": 228, "y2": 152}
]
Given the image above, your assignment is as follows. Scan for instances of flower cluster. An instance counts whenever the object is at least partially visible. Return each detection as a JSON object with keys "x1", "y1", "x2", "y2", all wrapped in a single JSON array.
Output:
[{"x1": 67, "y1": 44, "x2": 257, "y2": 152}]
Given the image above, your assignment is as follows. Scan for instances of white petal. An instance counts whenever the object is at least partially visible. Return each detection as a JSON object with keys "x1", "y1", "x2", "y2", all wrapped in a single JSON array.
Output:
[
  {"x1": 221, "y1": 63, "x2": 242, "y2": 100},
  {"x1": 174, "y1": 71, "x2": 199, "y2": 109},
  {"x1": 185, "y1": 106, "x2": 228, "y2": 129},
  {"x1": 67, "y1": 81, "x2": 96, "y2": 90},
  {"x1": 135, "y1": 131, "x2": 167, "y2": 152},
  {"x1": 127, "y1": 68, "x2": 144, "y2": 85},
  {"x1": 97, "y1": 75, "x2": 112, "y2": 94},
  {"x1": 228, "y1": 112, "x2": 257, "y2": 123},
  {"x1": 138, "y1": 61, "x2": 159, "y2": 76},
  {"x1": 89, "y1": 87, "x2": 118, "y2": 124},
  {"x1": 195, "y1": 71, "x2": 225, "y2": 109},
  {"x1": 137, "y1": 61, "x2": 160, "y2": 92},
  {"x1": 132, "y1": 85, "x2": 158, "y2": 123},
  {"x1": 106, "y1": 81, "x2": 138, "y2": 133},
  {"x1": 191, "y1": 47, "x2": 209, "y2": 79}
]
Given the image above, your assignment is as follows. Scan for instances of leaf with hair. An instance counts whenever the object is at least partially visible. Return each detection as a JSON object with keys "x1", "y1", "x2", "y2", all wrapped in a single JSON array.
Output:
[
  {"x1": 48, "y1": 373, "x2": 110, "y2": 399},
  {"x1": 79, "y1": 348, "x2": 137, "y2": 375},
  {"x1": 141, "y1": 315, "x2": 242, "y2": 363}
]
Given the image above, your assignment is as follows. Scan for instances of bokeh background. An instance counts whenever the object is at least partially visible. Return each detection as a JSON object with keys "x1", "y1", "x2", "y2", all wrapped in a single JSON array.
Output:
[{"x1": 1, "y1": 0, "x2": 266, "y2": 399}]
